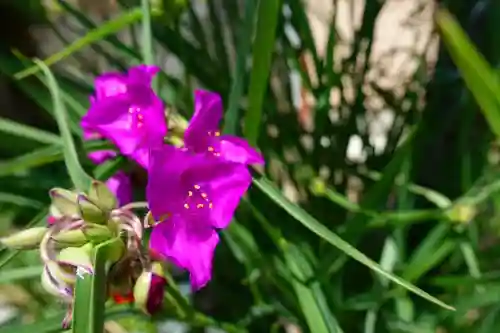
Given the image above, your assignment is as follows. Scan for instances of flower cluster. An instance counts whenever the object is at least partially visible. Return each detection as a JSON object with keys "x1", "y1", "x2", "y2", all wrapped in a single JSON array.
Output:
[{"x1": 1, "y1": 65, "x2": 263, "y2": 325}]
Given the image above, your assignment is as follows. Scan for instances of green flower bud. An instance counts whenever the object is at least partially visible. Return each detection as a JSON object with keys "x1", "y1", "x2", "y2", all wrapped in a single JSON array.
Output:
[
  {"x1": 88, "y1": 180, "x2": 118, "y2": 213},
  {"x1": 0, "y1": 227, "x2": 47, "y2": 249},
  {"x1": 52, "y1": 229, "x2": 88, "y2": 248},
  {"x1": 445, "y1": 203, "x2": 476, "y2": 224},
  {"x1": 57, "y1": 245, "x2": 94, "y2": 275},
  {"x1": 133, "y1": 262, "x2": 167, "y2": 315},
  {"x1": 78, "y1": 195, "x2": 107, "y2": 224},
  {"x1": 82, "y1": 223, "x2": 113, "y2": 244},
  {"x1": 49, "y1": 188, "x2": 79, "y2": 217}
]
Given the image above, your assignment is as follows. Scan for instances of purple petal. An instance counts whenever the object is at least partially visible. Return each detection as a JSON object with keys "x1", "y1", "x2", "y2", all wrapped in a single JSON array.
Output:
[
  {"x1": 147, "y1": 146, "x2": 191, "y2": 220},
  {"x1": 184, "y1": 90, "x2": 223, "y2": 151},
  {"x1": 105, "y1": 172, "x2": 132, "y2": 206},
  {"x1": 94, "y1": 73, "x2": 128, "y2": 99},
  {"x1": 182, "y1": 160, "x2": 252, "y2": 229},
  {"x1": 218, "y1": 135, "x2": 265, "y2": 165},
  {"x1": 81, "y1": 65, "x2": 167, "y2": 169},
  {"x1": 149, "y1": 215, "x2": 219, "y2": 290},
  {"x1": 147, "y1": 146, "x2": 251, "y2": 228}
]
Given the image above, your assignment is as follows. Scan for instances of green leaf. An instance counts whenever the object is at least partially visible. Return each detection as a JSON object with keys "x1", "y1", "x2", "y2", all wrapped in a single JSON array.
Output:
[
  {"x1": 0, "y1": 266, "x2": 43, "y2": 284},
  {"x1": 0, "y1": 117, "x2": 61, "y2": 145},
  {"x1": 244, "y1": 0, "x2": 281, "y2": 145},
  {"x1": 223, "y1": 0, "x2": 258, "y2": 135},
  {"x1": 436, "y1": 9, "x2": 500, "y2": 137},
  {"x1": 14, "y1": 8, "x2": 159, "y2": 80},
  {"x1": 34, "y1": 59, "x2": 92, "y2": 191},
  {"x1": 72, "y1": 238, "x2": 123, "y2": 333},
  {"x1": 253, "y1": 177, "x2": 455, "y2": 310}
]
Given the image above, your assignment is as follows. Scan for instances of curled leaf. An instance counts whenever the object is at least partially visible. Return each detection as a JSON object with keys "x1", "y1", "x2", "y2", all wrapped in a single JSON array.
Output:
[
  {"x1": 0, "y1": 227, "x2": 47, "y2": 249},
  {"x1": 41, "y1": 264, "x2": 73, "y2": 302}
]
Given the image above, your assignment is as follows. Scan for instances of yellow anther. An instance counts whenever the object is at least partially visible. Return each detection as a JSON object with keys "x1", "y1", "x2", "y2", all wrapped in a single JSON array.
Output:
[
  {"x1": 208, "y1": 146, "x2": 214, "y2": 152},
  {"x1": 209, "y1": 202, "x2": 213, "y2": 209},
  {"x1": 184, "y1": 203, "x2": 190, "y2": 209},
  {"x1": 201, "y1": 193, "x2": 208, "y2": 199},
  {"x1": 214, "y1": 131, "x2": 221, "y2": 136},
  {"x1": 188, "y1": 191, "x2": 193, "y2": 197},
  {"x1": 194, "y1": 185, "x2": 201, "y2": 190},
  {"x1": 197, "y1": 204, "x2": 204, "y2": 209}
]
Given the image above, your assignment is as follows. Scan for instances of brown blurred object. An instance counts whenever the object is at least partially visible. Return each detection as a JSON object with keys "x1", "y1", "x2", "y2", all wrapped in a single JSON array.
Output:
[{"x1": 76, "y1": 0, "x2": 117, "y2": 16}]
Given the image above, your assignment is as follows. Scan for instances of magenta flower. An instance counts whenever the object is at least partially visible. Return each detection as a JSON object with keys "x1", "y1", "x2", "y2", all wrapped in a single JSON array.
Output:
[
  {"x1": 147, "y1": 145, "x2": 252, "y2": 289},
  {"x1": 183, "y1": 90, "x2": 264, "y2": 166},
  {"x1": 81, "y1": 65, "x2": 167, "y2": 168}
]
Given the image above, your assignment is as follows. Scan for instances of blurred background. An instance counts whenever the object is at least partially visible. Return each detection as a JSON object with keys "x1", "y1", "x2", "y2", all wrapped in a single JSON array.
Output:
[{"x1": 1, "y1": 0, "x2": 500, "y2": 332}]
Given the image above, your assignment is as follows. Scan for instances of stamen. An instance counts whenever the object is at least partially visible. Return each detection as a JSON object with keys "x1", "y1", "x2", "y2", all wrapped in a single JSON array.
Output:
[
  {"x1": 184, "y1": 203, "x2": 190, "y2": 209},
  {"x1": 193, "y1": 185, "x2": 201, "y2": 190},
  {"x1": 188, "y1": 191, "x2": 193, "y2": 197}
]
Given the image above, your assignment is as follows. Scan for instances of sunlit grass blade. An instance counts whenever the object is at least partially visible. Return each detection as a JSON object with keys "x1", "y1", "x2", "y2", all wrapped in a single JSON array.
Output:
[
  {"x1": 436, "y1": 9, "x2": 500, "y2": 137},
  {"x1": 244, "y1": 0, "x2": 281, "y2": 145},
  {"x1": 0, "y1": 266, "x2": 43, "y2": 284},
  {"x1": 253, "y1": 177, "x2": 455, "y2": 310},
  {"x1": 0, "y1": 141, "x2": 111, "y2": 177},
  {"x1": 34, "y1": 59, "x2": 92, "y2": 191},
  {"x1": 224, "y1": 0, "x2": 258, "y2": 135},
  {"x1": 0, "y1": 117, "x2": 61, "y2": 145},
  {"x1": 14, "y1": 8, "x2": 159, "y2": 80},
  {"x1": 0, "y1": 193, "x2": 43, "y2": 209}
]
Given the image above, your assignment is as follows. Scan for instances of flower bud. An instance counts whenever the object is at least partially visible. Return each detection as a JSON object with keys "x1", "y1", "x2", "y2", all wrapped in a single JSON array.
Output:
[
  {"x1": 52, "y1": 230, "x2": 88, "y2": 248},
  {"x1": 78, "y1": 195, "x2": 107, "y2": 224},
  {"x1": 133, "y1": 262, "x2": 167, "y2": 315},
  {"x1": 0, "y1": 227, "x2": 47, "y2": 249},
  {"x1": 88, "y1": 180, "x2": 118, "y2": 213},
  {"x1": 57, "y1": 244, "x2": 94, "y2": 276},
  {"x1": 49, "y1": 188, "x2": 80, "y2": 217},
  {"x1": 82, "y1": 223, "x2": 113, "y2": 244}
]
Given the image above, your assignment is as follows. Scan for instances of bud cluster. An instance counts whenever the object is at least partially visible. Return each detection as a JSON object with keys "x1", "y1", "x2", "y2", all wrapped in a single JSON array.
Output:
[{"x1": 0, "y1": 180, "x2": 167, "y2": 327}]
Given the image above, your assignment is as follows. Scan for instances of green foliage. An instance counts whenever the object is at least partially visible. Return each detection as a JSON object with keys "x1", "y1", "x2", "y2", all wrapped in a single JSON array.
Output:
[{"x1": 1, "y1": 1, "x2": 500, "y2": 332}]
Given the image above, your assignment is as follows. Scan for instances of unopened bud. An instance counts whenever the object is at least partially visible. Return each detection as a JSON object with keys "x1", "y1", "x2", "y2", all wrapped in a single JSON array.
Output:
[
  {"x1": 0, "y1": 227, "x2": 47, "y2": 249},
  {"x1": 445, "y1": 203, "x2": 476, "y2": 224},
  {"x1": 133, "y1": 262, "x2": 167, "y2": 315},
  {"x1": 52, "y1": 230, "x2": 88, "y2": 248},
  {"x1": 78, "y1": 195, "x2": 107, "y2": 224},
  {"x1": 82, "y1": 223, "x2": 113, "y2": 244},
  {"x1": 310, "y1": 178, "x2": 326, "y2": 196},
  {"x1": 49, "y1": 188, "x2": 80, "y2": 217},
  {"x1": 57, "y1": 245, "x2": 94, "y2": 275},
  {"x1": 88, "y1": 180, "x2": 118, "y2": 213}
]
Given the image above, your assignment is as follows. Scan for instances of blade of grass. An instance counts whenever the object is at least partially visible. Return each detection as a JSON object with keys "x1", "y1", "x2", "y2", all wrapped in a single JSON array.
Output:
[
  {"x1": 140, "y1": 0, "x2": 156, "y2": 89},
  {"x1": 34, "y1": 59, "x2": 92, "y2": 191},
  {"x1": 0, "y1": 117, "x2": 61, "y2": 145},
  {"x1": 253, "y1": 177, "x2": 455, "y2": 310},
  {"x1": 436, "y1": 9, "x2": 500, "y2": 137},
  {"x1": 0, "y1": 266, "x2": 43, "y2": 284},
  {"x1": 244, "y1": 0, "x2": 281, "y2": 145},
  {"x1": 224, "y1": 0, "x2": 258, "y2": 135},
  {"x1": 15, "y1": 7, "x2": 159, "y2": 80},
  {"x1": 0, "y1": 141, "x2": 111, "y2": 177}
]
